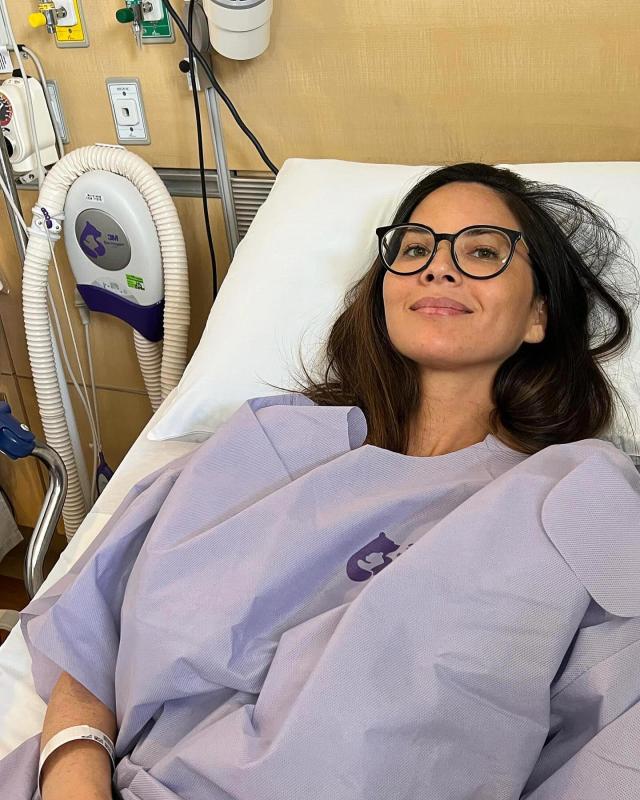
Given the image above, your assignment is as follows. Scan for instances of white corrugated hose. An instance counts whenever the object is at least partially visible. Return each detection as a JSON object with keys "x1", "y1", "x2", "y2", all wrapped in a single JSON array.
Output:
[
  {"x1": 24, "y1": 144, "x2": 190, "y2": 537},
  {"x1": 133, "y1": 329, "x2": 163, "y2": 413}
]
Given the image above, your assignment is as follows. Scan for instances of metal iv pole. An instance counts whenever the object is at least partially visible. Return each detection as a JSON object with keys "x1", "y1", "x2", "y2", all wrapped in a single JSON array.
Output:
[{"x1": 204, "y1": 84, "x2": 240, "y2": 257}]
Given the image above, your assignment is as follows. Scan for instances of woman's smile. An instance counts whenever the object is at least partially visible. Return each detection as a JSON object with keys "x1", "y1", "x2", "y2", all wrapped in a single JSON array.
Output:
[{"x1": 412, "y1": 306, "x2": 472, "y2": 316}]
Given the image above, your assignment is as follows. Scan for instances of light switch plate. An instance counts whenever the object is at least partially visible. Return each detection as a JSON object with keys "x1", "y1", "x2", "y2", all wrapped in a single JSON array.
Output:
[{"x1": 106, "y1": 78, "x2": 150, "y2": 145}]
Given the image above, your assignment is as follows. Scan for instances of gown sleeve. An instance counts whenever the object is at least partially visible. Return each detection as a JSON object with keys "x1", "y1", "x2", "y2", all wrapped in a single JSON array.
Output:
[
  {"x1": 523, "y1": 442, "x2": 640, "y2": 798},
  {"x1": 19, "y1": 452, "x2": 192, "y2": 712}
]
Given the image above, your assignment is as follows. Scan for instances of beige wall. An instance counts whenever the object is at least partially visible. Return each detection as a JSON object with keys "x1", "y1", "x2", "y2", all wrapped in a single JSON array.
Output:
[{"x1": 1, "y1": 0, "x2": 639, "y2": 527}]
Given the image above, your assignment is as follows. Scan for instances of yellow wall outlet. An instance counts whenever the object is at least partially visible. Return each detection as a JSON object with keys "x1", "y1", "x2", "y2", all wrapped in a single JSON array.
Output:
[{"x1": 54, "y1": 0, "x2": 89, "y2": 48}]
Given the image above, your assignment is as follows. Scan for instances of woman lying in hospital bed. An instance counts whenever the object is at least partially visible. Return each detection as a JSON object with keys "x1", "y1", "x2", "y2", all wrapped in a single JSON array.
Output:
[{"x1": 1, "y1": 161, "x2": 640, "y2": 800}]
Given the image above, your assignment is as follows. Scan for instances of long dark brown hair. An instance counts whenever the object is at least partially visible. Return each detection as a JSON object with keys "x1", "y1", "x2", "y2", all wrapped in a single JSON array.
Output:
[{"x1": 276, "y1": 162, "x2": 639, "y2": 455}]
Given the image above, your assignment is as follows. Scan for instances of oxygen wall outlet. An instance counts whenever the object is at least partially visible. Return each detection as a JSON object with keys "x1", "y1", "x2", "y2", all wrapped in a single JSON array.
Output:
[
  {"x1": 141, "y1": 0, "x2": 174, "y2": 43},
  {"x1": 142, "y1": 0, "x2": 163, "y2": 22}
]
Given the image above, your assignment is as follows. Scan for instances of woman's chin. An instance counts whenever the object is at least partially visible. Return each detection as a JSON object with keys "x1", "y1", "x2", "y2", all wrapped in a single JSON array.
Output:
[{"x1": 406, "y1": 352, "x2": 474, "y2": 370}]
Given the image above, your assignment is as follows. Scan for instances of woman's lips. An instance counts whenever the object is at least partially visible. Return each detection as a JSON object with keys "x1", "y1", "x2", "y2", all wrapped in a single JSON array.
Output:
[{"x1": 412, "y1": 307, "x2": 471, "y2": 316}]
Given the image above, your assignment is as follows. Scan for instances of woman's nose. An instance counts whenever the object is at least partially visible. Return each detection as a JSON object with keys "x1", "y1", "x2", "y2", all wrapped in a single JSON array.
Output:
[{"x1": 420, "y1": 240, "x2": 461, "y2": 283}]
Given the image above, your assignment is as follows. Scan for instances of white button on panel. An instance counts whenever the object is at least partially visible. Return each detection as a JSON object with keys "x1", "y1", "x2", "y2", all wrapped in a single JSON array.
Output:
[{"x1": 106, "y1": 78, "x2": 150, "y2": 145}]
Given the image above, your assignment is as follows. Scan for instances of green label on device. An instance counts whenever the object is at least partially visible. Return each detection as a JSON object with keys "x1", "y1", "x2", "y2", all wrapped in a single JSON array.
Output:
[{"x1": 126, "y1": 273, "x2": 145, "y2": 290}]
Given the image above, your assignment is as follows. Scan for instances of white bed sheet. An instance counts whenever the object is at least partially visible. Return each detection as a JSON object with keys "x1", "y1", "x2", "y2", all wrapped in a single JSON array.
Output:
[{"x1": 0, "y1": 410, "x2": 199, "y2": 758}]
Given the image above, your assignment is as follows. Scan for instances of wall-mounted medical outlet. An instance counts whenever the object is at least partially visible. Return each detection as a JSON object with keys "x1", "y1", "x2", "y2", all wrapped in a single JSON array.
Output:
[
  {"x1": 54, "y1": 0, "x2": 89, "y2": 48},
  {"x1": 106, "y1": 78, "x2": 150, "y2": 145},
  {"x1": 28, "y1": 0, "x2": 86, "y2": 43},
  {"x1": 142, "y1": 0, "x2": 174, "y2": 43},
  {"x1": 116, "y1": 0, "x2": 173, "y2": 44},
  {"x1": 54, "y1": 0, "x2": 78, "y2": 28},
  {"x1": 142, "y1": 0, "x2": 163, "y2": 23}
]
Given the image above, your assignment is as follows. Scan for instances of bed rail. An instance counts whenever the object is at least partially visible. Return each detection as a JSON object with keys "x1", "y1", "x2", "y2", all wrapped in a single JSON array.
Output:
[
  {"x1": 24, "y1": 443, "x2": 67, "y2": 598},
  {"x1": 0, "y1": 402, "x2": 67, "y2": 601}
]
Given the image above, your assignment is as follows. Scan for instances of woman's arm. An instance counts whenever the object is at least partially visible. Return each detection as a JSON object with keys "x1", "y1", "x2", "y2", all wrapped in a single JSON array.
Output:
[{"x1": 40, "y1": 671, "x2": 117, "y2": 800}]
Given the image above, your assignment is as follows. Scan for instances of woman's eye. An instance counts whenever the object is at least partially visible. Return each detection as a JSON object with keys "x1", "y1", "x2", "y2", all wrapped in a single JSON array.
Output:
[
  {"x1": 473, "y1": 248, "x2": 498, "y2": 259},
  {"x1": 403, "y1": 245, "x2": 429, "y2": 257}
]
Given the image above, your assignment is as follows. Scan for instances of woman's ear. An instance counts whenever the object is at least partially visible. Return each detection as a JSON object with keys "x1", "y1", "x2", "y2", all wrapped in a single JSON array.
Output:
[{"x1": 523, "y1": 297, "x2": 548, "y2": 344}]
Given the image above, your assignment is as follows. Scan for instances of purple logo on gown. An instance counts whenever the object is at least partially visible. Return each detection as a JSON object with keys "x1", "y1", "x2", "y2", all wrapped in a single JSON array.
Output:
[{"x1": 346, "y1": 532, "x2": 400, "y2": 582}]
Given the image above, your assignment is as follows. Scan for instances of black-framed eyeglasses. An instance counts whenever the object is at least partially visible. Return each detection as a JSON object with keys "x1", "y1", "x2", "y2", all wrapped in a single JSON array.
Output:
[{"x1": 376, "y1": 223, "x2": 531, "y2": 280}]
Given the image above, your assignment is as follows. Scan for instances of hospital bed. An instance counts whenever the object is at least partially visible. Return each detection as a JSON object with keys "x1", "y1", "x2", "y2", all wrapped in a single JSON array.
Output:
[{"x1": 0, "y1": 157, "x2": 639, "y2": 759}]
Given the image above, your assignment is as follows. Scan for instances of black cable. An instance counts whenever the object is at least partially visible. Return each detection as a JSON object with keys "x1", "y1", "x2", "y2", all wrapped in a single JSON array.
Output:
[
  {"x1": 162, "y1": 0, "x2": 279, "y2": 176},
  {"x1": 187, "y1": 0, "x2": 218, "y2": 301}
]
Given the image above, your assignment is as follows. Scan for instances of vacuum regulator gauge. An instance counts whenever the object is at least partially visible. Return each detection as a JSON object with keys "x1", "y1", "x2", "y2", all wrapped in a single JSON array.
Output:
[{"x1": 0, "y1": 94, "x2": 13, "y2": 127}]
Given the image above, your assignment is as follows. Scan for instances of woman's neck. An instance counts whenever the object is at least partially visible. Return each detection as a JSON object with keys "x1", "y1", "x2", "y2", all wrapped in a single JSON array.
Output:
[{"x1": 406, "y1": 370, "x2": 495, "y2": 457}]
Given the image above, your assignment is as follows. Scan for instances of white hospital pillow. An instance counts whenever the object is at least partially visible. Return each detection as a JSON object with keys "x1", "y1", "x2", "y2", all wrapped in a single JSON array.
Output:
[
  {"x1": 148, "y1": 158, "x2": 640, "y2": 459},
  {"x1": 148, "y1": 158, "x2": 435, "y2": 440}
]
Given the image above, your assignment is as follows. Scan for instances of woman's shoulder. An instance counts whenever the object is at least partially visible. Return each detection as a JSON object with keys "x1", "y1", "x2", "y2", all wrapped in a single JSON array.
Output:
[
  {"x1": 525, "y1": 435, "x2": 638, "y2": 476},
  {"x1": 246, "y1": 391, "x2": 318, "y2": 410}
]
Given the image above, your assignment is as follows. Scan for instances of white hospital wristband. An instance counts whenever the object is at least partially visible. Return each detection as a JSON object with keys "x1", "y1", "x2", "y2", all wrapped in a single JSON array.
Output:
[{"x1": 38, "y1": 725, "x2": 115, "y2": 793}]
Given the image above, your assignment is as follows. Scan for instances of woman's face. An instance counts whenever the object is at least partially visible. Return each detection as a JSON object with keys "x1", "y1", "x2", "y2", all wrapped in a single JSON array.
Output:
[{"x1": 382, "y1": 181, "x2": 547, "y2": 373}]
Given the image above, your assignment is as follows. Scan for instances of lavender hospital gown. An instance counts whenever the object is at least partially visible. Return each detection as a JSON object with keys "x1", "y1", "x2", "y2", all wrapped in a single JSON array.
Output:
[{"x1": 1, "y1": 393, "x2": 640, "y2": 800}]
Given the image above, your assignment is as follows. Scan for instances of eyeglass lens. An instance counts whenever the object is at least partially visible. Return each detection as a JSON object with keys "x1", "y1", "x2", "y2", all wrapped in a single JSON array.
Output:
[{"x1": 381, "y1": 225, "x2": 513, "y2": 277}]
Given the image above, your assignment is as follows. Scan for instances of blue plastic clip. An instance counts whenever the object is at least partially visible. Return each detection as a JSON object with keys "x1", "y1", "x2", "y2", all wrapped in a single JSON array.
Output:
[
  {"x1": 0, "y1": 401, "x2": 36, "y2": 460},
  {"x1": 40, "y1": 207, "x2": 54, "y2": 229}
]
